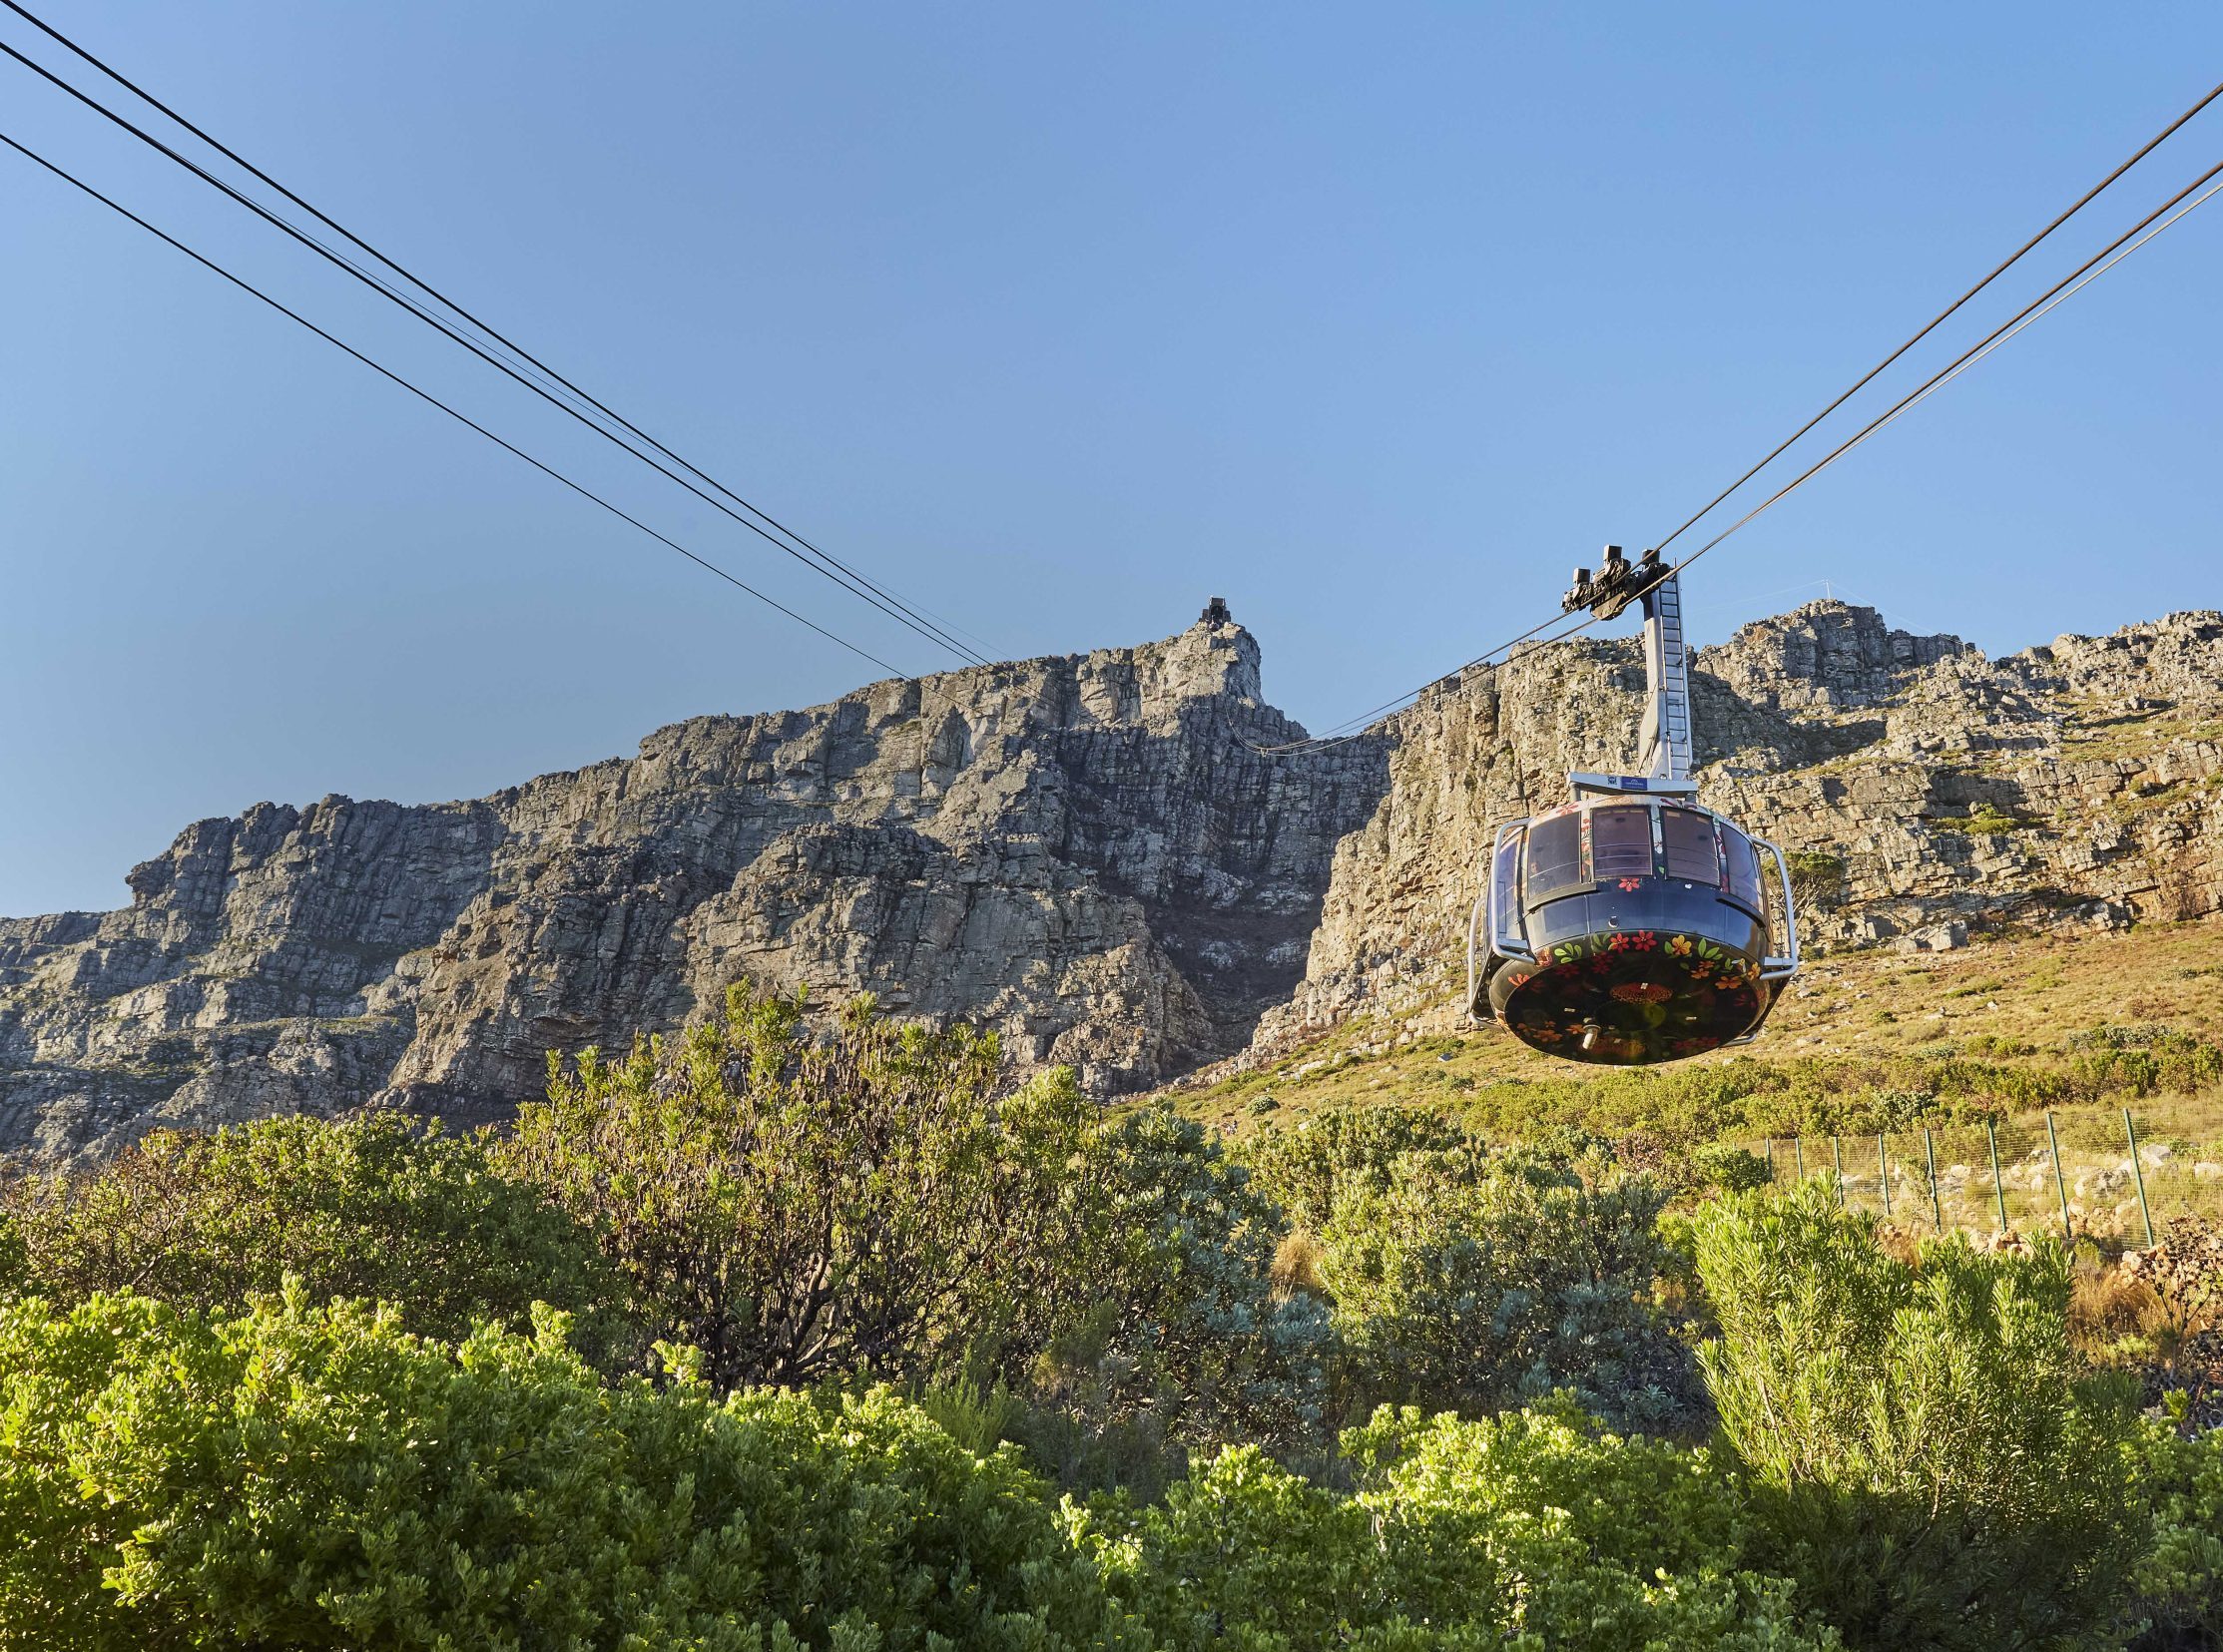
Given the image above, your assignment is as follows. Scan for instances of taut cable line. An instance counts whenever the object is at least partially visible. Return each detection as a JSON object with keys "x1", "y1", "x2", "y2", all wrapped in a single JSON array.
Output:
[
  {"x1": 1255, "y1": 133, "x2": 2223, "y2": 759},
  {"x1": 1651, "y1": 72, "x2": 2223, "y2": 558},
  {"x1": 1255, "y1": 154, "x2": 2223, "y2": 757},
  {"x1": 0, "y1": 1, "x2": 996, "y2": 668},
  {"x1": 1616, "y1": 155, "x2": 2223, "y2": 616},
  {"x1": 0, "y1": 128, "x2": 914, "y2": 681}
]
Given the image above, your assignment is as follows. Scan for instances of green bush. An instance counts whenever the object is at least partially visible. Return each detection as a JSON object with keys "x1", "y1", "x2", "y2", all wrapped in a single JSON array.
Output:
[
  {"x1": 2062, "y1": 1024, "x2": 2223, "y2": 1100},
  {"x1": 0, "y1": 1287, "x2": 1133, "y2": 1651},
  {"x1": 1236, "y1": 1104, "x2": 1482, "y2": 1233},
  {"x1": 911, "y1": 1368, "x2": 1190, "y2": 1502},
  {"x1": 1048, "y1": 1105, "x2": 1334, "y2": 1453},
  {"x1": 1692, "y1": 1142, "x2": 1773, "y2": 1194},
  {"x1": 1067, "y1": 1401, "x2": 1836, "y2": 1650},
  {"x1": 2125, "y1": 1405, "x2": 2223, "y2": 1646},
  {"x1": 1320, "y1": 1150, "x2": 1701, "y2": 1432},
  {"x1": 503, "y1": 984, "x2": 1093, "y2": 1392},
  {"x1": 0, "y1": 1214, "x2": 23, "y2": 1296},
  {"x1": 1, "y1": 1114, "x2": 626, "y2": 1355},
  {"x1": 1693, "y1": 1181, "x2": 2139, "y2": 1650}
]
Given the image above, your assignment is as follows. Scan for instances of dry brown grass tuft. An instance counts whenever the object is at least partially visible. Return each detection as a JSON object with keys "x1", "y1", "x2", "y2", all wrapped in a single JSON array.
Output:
[
  {"x1": 2068, "y1": 1261, "x2": 2169, "y2": 1348},
  {"x1": 1270, "y1": 1231, "x2": 1328, "y2": 1301},
  {"x1": 1877, "y1": 1227, "x2": 1923, "y2": 1268}
]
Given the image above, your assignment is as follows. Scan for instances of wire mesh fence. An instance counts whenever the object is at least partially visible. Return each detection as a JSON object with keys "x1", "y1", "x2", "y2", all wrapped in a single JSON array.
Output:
[{"x1": 1744, "y1": 1103, "x2": 2223, "y2": 1248}]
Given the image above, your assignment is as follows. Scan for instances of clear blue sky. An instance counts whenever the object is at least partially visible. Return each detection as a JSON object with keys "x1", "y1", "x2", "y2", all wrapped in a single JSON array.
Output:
[{"x1": 4, "y1": 2, "x2": 2220, "y2": 917}]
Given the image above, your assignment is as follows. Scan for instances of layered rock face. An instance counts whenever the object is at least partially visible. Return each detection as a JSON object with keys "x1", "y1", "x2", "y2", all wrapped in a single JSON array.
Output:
[
  {"x1": 1268, "y1": 603, "x2": 2223, "y2": 1043},
  {"x1": 0, "y1": 616, "x2": 1387, "y2": 1164},
  {"x1": 7, "y1": 600, "x2": 2219, "y2": 1164}
]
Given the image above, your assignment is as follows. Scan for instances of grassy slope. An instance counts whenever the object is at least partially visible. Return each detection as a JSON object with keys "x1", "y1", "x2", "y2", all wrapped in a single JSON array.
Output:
[{"x1": 1172, "y1": 917, "x2": 2223, "y2": 1239}]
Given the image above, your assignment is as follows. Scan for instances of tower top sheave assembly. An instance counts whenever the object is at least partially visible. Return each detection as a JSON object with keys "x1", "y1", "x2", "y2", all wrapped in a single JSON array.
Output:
[{"x1": 1560, "y1": 545, "x2": 1693, "y2": 791}]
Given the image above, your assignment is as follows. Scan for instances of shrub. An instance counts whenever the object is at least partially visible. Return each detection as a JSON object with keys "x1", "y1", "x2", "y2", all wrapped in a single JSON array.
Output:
[
  {"x1": 1692, "y1": 1141, "x2": 1773, "y2": 1194},
  {"x1": 1349, "y1": 1402, "x2": 1833, "y2": 1649},
  {"x1": 1048, "y1": 1105, "x2": 1336, "y2": 1452},
  {"x1": 2062, "y1": 1025, "x2": 2223, "y2": 1101},
  {"x1": 502, "y1": 984, "x2": 1092, "y2": 1391},
  {"x1": 0, "y1": 1214, "x2": 23, "y2": 1296},
  {"x1": 1786, "y1": 850, "x2": 1846, "y2": 908},
  {"x1": 1067, "y1": 1401, "x2": 1836, "y2": 1650},
  {"x1": 898, "y1": 1100, "x2": 1336, "y2": 1489},
  {"x1": 1320, "y1": 1151, "x2": 1701, "y2": 1432},
  {"x1": 1693, "y1": 1181, "x2": 2140, "y2": 1650},
  {"x1": 0, "y1": 1288, "x2": 1131, "y2": 1650},
  {"x1": 912, "y1": 1368, "x2": 1191, "y2": 1502},
  {"x1": 1, "y1": 1114, "x2": 625, "y2": 1355},
  {"x1": 2125, "y1": 1404, "x2": 2223, "y2": 1646},
  {"x1": 1237, "y1": 1104, "x2": 1482, "y2": 1233}
]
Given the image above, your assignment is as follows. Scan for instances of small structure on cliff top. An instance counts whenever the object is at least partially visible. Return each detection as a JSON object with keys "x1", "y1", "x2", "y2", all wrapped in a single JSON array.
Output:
[{"x1": 1468, "y1": 547, "x2": 1802, "y2": 1065}]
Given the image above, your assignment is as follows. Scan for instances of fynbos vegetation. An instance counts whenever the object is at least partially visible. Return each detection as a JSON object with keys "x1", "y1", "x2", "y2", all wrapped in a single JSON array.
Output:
[{"x1": 3, "y1": 989, "x2": 2218, "y2": 1648}]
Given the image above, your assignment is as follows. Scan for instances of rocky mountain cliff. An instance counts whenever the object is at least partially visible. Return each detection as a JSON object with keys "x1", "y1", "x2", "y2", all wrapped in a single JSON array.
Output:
[
  {"x1": 0, "y1": 614, "x2": 1386, "y2": 1164},
  {"x1": 1264, "y1": 602, "x2": 2223, "y2": 1047},
  {"x1": 5, "y1": 600, "x2": 2220, "y2": 1164}
]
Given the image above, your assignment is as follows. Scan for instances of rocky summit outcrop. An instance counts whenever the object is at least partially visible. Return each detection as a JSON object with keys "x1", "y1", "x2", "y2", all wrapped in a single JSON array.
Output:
[
  {"x1": 6, "y1": 600, "x2": 2221, "y2": 1164},
  {"x1": 0, "y1": 613, "x2": 1387, "y2": 1164},
  {"x1": 1263, "y1": 603, "x2": 2223, "y2": 1047}
]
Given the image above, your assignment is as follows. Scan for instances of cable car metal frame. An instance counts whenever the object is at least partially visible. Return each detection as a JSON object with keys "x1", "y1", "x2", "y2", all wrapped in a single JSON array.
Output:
[{"x1": 1466, "y1": 547, "x2": 1800, "y2": 1064}]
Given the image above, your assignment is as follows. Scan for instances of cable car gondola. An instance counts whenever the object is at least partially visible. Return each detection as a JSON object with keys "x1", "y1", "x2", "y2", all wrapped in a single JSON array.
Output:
[{"x1": 1467, "y1": 547, "x2": 1799, "y2": 1065}]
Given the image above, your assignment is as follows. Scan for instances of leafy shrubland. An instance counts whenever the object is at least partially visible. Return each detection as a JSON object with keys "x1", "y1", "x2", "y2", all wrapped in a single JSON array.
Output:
[{"x1": 3, "y1": 984, "x2": 2219, "y2": 1649}]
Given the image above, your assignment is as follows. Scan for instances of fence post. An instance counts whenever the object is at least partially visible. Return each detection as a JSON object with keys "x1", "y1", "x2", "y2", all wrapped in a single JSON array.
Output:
[
  {"x1": 1878, "y1": 1132, "x2": 1892, "y2": 1218},
  {"x1": 1832, "y1": 1136, "x2": 1845, "y2": 1207},
  {"x1": 2124, "y1": 1108, "x2": 2156, "y2": 1248},
  {"x1": 1985, "y1": 1120, "x2": 2007, "y2": 1235},
  {"x1": 1794, "y1": 1135, "x2": 1805, "y2": 1182},
  {"x1": 1924, "y1": 1127, "x2": 1944, "y2": 1231},
  {"x1": 2044, "y1": 1110, "x2": 2072, "y2": 1242},
  {"x1": 1766, "y1": 1137, "x2": 1777, "y2": 1184}
]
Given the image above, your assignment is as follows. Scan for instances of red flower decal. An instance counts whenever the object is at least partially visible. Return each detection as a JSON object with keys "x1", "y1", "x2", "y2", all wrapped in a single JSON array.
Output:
[
  {"x1": 1629, "y1": 931, "x2": 1658, "y2": 950},
  {"x1": 1617, "y1": 876, "x2": 1643, "y2": 892}
]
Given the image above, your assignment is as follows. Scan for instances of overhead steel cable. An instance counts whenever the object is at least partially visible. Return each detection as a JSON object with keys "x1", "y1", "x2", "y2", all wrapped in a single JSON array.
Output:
[
  {"x1": 1620, "y1": 154, "x2": 2223, "y2": 604},
  {"x1": 1255, "y1": 152, "x2": 2223, "y2": 759},
  {"x1": 1652, "y1": 72, "x2": 2223, "y2": 558},
  {"x1": 1243, "y1": 608, "x2": 1591, "y2": 755},
  {"x1": 0, "y1": 37, "x2": 992, "y2": 670},
  {"x1": 0, "y1": 128, "x2": 912, "y2": 681},
  {"x1": 0, "y1": 1, "x2": 997, "y2": 668}
]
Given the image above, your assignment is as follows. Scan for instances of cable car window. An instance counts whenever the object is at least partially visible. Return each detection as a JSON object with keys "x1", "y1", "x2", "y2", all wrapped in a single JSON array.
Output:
[
  {"x1": 1524, "y1": 814, "x2": 1584, "y2": 903},
  {"x1": 1490, "y1": 829, "x2": 1522, "y2": 939},
  {"x1": 1723, "y1": 825, "x2": 1764, "y2": 912},
  {"x1": 1661, "y1": 809, "x2": 1721, "y2": 883},
  {"x1": 1589, "y1": 805, "x2": 1653, "y2": 881}
]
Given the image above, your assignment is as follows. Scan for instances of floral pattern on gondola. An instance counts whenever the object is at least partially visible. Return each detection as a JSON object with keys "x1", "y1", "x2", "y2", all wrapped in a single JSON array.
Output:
[{"x1": 1502, "y1": 929, "x2": 1769, "y2": 1064}]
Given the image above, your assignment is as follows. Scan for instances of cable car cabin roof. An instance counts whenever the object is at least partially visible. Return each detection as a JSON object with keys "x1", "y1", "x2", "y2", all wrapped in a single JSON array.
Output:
[{"x1": 1480, "y1": 798, "x2": 1790, "y2": 1065}]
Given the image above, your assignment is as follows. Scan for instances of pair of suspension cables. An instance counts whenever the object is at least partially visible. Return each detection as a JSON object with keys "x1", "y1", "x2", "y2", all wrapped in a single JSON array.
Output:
[
  {"x1": 1253, "y1": 75, "x2": 2223, "y2": 758},
  {"x1": 0, "y1": 0, "x2": 994, "y2": 682}
]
